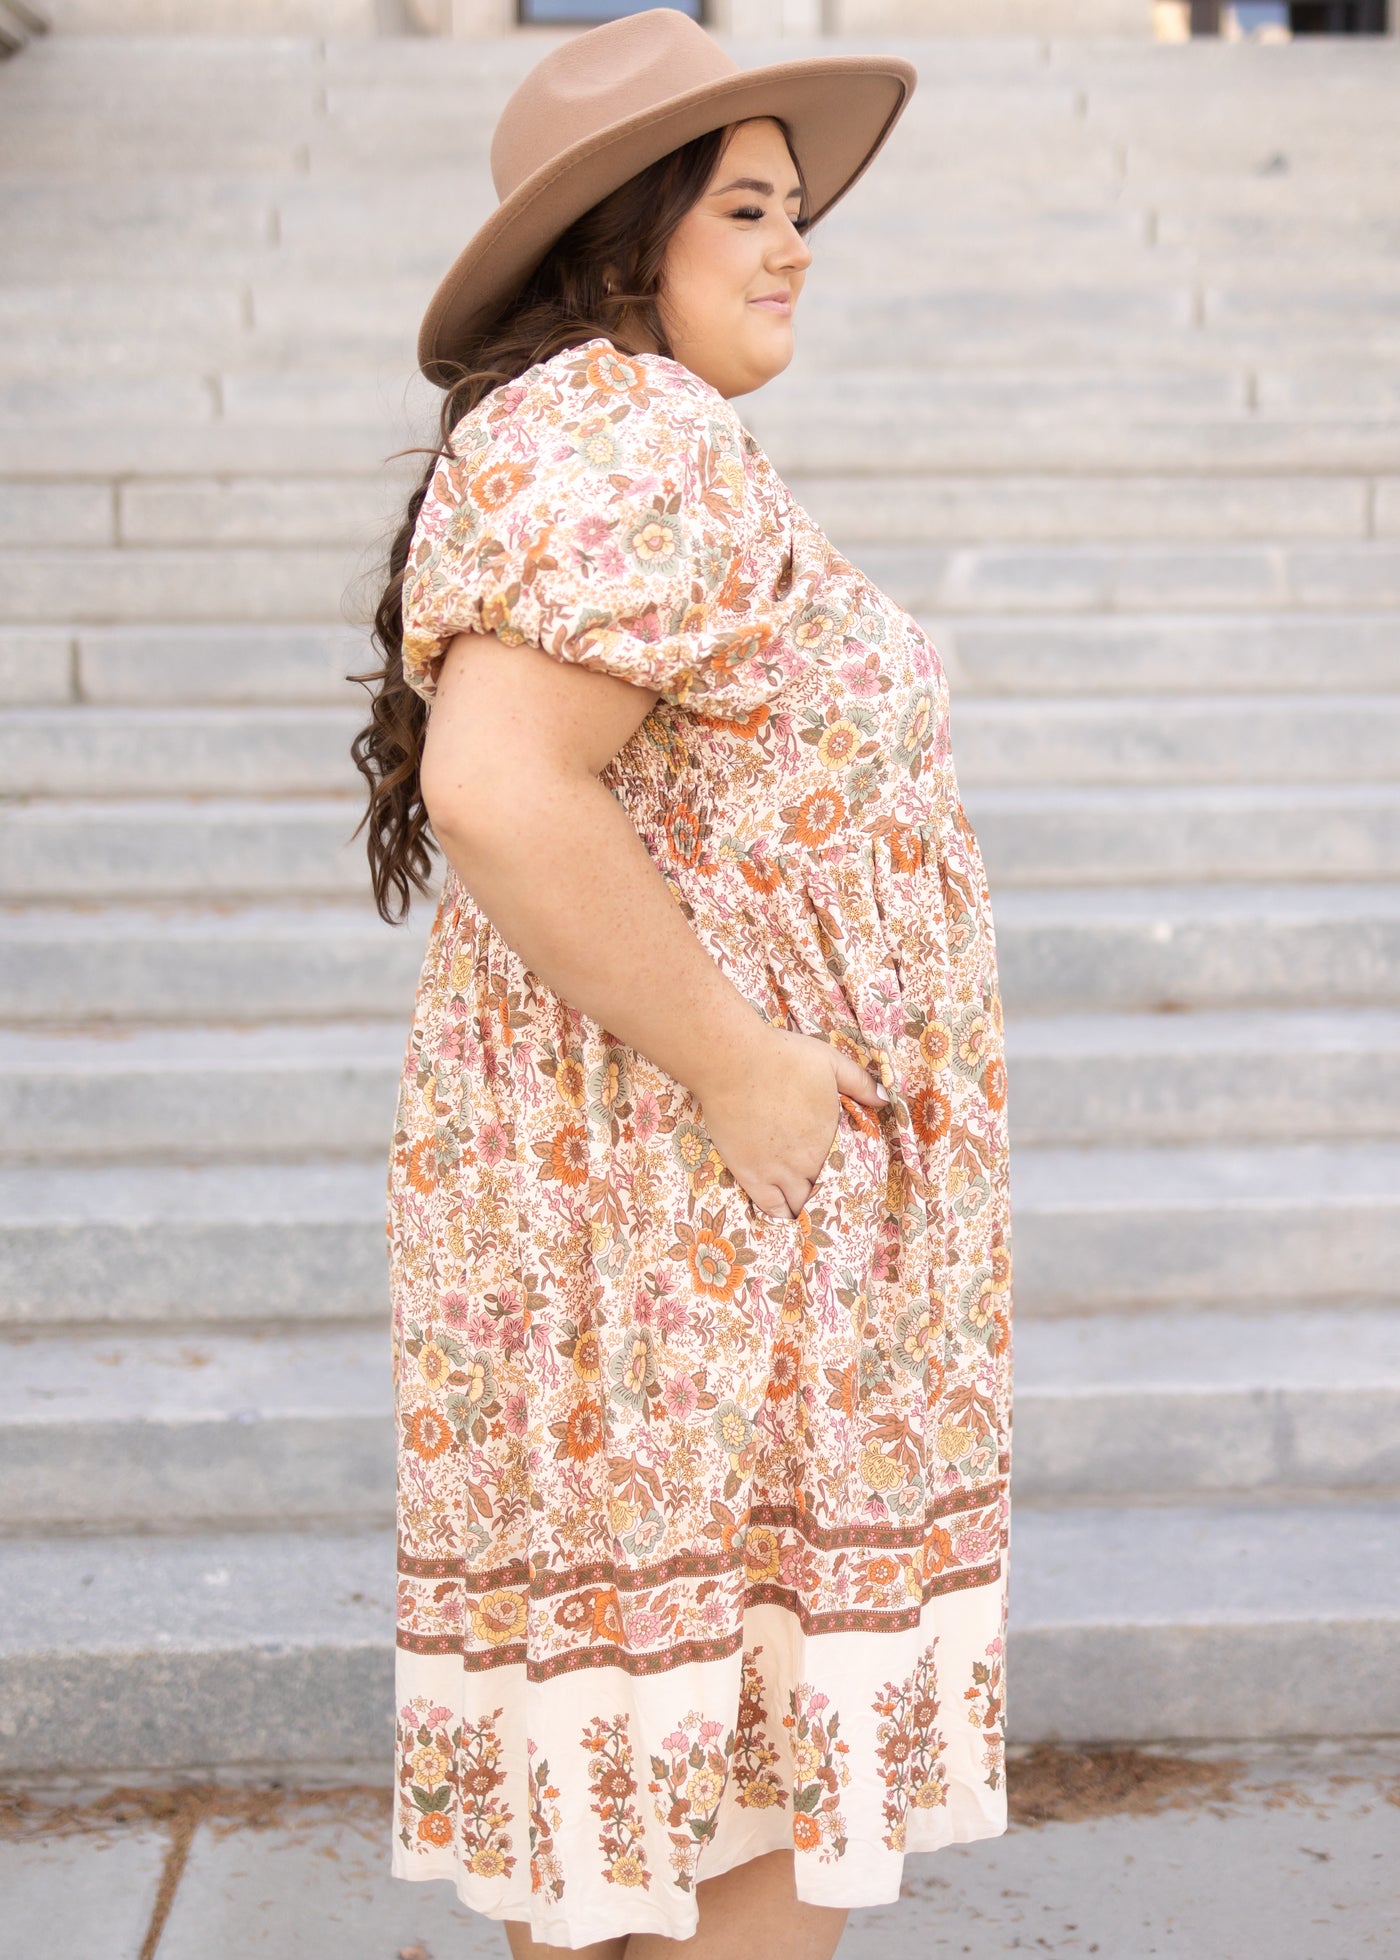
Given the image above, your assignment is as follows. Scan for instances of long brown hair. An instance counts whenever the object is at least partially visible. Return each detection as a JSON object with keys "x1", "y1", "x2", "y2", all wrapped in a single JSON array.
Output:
[{"x1": 351, "y1": 119, "x2": 808, "y2": 926}]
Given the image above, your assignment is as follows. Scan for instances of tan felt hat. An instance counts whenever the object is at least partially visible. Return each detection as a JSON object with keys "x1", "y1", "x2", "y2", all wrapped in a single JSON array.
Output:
[{"x1": 417, "y1": 7, "x2": 916, "y2": 388}]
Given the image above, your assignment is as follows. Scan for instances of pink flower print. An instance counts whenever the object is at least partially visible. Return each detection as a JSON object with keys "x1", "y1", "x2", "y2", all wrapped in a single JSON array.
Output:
[
  {"x1": 955, "y1": 1528, "x2": 994, "y2": 1562},
  {"x1": 437, "y1": 1019, "x2": 469, "y2": 1064},
  {"x1": 699, "y1": 1720, "x2": 725, "y2": 1744},
  {"x1": 442, "y1": 1292, "x2": 473, "y2": 1331},
  {"x1": 624, "y1": 1610, "x2": 665, "y2": 1646},
  {"x1": 477, "y1": 1118, "x2": 511, "y2": 1168},
  {"x1": 426, "y1": 1704, "x2": 454, "y2": 1727},
  {"x1": 651, "y1": 1292, "x2": 690, "y2": 1339},
  {"x1": 575, "y1": 513, "x2": 613, "y2": 549},
  {"x1": 632, "y1": 1088, "x2": 662, "y2": 1142},
  {"x1": 662, "y1": 1729, "x2": 690, "y2": 1752},
  {"x1": 663, "y1": 1373, "x2": 700, "y2": 1422},
  {"x1": 504, "y1": 1388, "x2": 529, "y2": 1437}
]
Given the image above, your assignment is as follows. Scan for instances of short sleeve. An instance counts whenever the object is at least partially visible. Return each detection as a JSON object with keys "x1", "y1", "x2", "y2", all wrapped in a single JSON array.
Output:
[{"x1": 400, "y1": 346, "x2": 758, "y2": 711}]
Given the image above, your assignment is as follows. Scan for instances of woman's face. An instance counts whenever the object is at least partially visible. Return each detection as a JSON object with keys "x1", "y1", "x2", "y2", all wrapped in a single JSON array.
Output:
[{"x1": 655, "y1": 118, "x2": 812, "y2": 400}]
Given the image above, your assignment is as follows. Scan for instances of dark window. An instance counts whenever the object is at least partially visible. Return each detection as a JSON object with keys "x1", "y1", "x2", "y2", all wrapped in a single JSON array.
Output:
[
  {"x1": 1289, "y1": 0, "x2": 1387, "y2": 27},
  {"x1": 518, "y1": 0, "x2": 703, "y2": 22},
  {"x1": 1193, "y1": 0, "x2": 1390, "y2": 23}
]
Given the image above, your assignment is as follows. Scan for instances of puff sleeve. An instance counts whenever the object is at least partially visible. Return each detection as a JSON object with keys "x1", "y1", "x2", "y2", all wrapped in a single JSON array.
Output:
[{"x1": 400, "y1": 346, "x2": 763, "y2": 712}]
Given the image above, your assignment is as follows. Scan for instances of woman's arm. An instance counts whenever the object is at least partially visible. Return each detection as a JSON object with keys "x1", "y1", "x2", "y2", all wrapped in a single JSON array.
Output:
[{"x1": 418, "y1": 629, "x2": 885, "y2": 1219}]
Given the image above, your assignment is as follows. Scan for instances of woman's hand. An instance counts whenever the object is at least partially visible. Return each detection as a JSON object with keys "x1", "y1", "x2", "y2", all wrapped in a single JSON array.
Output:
[{"x1": 695, "y1": 1027, "x2": 888, "y2": 1222}]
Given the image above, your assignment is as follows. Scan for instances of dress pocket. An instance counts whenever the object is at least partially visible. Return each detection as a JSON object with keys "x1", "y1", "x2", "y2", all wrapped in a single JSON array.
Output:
[{"x1": 798, "y1": 1092, "x2": 854, "y2": 1219}]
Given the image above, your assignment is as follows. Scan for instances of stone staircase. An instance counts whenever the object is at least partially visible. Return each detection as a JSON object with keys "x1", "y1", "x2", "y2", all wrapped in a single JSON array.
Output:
[{"x1": 2, "y1": 29, "x2": 1398, "y2": 1773}]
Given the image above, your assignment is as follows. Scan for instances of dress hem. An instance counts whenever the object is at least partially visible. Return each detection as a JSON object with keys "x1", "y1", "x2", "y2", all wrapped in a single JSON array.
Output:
[{"x1": 389, "y1": 1810, "x2": 1009, "y2": 1949}]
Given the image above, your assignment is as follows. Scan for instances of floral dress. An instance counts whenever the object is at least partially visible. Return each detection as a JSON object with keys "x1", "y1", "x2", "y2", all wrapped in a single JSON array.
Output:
[{"x1": 387, "y1": 336, "x2": 1013, "y2": 1947}]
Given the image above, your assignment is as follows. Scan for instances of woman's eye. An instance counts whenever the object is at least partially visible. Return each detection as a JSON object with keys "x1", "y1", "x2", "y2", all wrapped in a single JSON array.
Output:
[{"x1": 730, "y1": 205, "x2": 766, "y2": 222}]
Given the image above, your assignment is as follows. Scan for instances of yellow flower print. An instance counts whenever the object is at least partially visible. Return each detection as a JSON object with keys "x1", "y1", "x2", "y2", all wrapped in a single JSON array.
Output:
[
  {"x1": 471, "y1": 1589, "x2": 528, "y2": 1645},
  {"x1": 416, "y1": 1342, "x2": 450, "y2": 1389},
  {"x1": 919, "y1": 1021, "x2": 952, "y2": 1070},
  {"x1": 743, "y1": 1525, "x2": 782, "y2": 1581},
  {"x1": 816, "y1": 719, "x2": 861, "y2": 768},
  {"x1": 630, "y1": 518, "x2": 677, "y2": 563},
  {"x1": 412, "y1": 1743, "x2": 449, "y2": 1785},
  {"x1": 860, "y1": 1444, "x2": 901, "y2": 1491},
  {"x1": 555, "y1": 1056, "x2": 587, "y2": 1106},
  {"x1": 937, "y1": 1423, "x2": 975, "y2": 1462}
]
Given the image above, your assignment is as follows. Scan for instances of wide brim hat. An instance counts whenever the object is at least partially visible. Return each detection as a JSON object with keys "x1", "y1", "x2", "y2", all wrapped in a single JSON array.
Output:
[{"x1": 417, "y1": 7, "x2": 916, "y2": 388}]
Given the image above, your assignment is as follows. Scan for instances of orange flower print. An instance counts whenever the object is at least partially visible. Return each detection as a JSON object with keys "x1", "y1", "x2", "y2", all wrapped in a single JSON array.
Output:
[
  {"x1": 909, "y1": 1085, "x2": 951, "y2": 1145},
  {"x1": 730, "y1": 701, "x2": 771, "y2": 738},
  {"x1": 406, "y1": 1138, "x2": 437, "y2": 1195},
  {"x1": 984, "y1": 1055, "x2": 1008, "y2": 1111},
  {"x1": 781, "y1": 786, "x2": 847, "y2": 848},
  {"x1": 766, "y1": 1338, "x2": 801, "y2": 1400},
  {"x1": 405, "y1": 1405, "x2": 452, "y2": 1462},
  {"x1": 688, "y1": 1228, "x2": 744, "y2": 1302},
  {"x1": 792, "y1": 1812, "x2": 821, "y2": 1850},
  {"x1": 584, "y1": 350, "x2": 646, "y2": 398},
  {"x1": 665, "y1": 802, "x2": 704, "y2": 868},
  {"x1": 888, "y1": 825, "x2": 923, "y2": 873},
  {"x1": 468, "y1": 459, "x2": 529, "y2": 512},
  {"x1": 418, "y1": 1810, "x2": 454, "y2": 1847},
  {"x1": 590, "y1": 1588, "x2": 626, "y2": 1644},
  {"x1": 552, "y1": 1396, "x2": 605, "y2": 1462},
  {"x1": 706, "y1": 625, "x2": 772, "y2": 683},
  {"x1": 739, "y1": 846, "x2": 782, "y2": 893},
  {"x1": 539, "y1": 1123, "x2": 589, "y2": 1185}
]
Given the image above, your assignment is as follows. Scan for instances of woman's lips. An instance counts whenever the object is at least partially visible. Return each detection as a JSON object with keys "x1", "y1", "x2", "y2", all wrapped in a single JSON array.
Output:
[{"x1": 749, "y1": 292, "x2": 792, "y2": 313}]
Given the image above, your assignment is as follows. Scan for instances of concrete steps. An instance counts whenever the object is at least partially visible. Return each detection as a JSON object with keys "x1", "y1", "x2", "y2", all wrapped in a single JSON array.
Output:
[
  {"x1": 0, "y1": 1160, "x2": 389, "y2": 1328},
  {"x1": 2, "y1": 29, "x2": 1398, "y2": 1767},
  {"x1": 10, "y1": 541, "x2": 1400, "y2": 621}
]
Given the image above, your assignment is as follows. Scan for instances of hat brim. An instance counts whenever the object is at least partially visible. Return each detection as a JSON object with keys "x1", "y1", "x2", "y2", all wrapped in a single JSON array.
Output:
[{"x1": 417, "y1": 53, "x2": 916, "y2": 388}]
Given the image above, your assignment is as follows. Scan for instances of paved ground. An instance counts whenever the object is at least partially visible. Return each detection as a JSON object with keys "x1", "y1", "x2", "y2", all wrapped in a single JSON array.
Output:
[{"x1": 3, "y1": 1740, "x2": 1397, "y2": 1958}]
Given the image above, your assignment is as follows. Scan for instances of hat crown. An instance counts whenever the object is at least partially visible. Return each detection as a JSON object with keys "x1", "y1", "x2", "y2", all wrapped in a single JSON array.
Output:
[{"x1": 490, "y1": 9, "x2": 739, "y2": 201}]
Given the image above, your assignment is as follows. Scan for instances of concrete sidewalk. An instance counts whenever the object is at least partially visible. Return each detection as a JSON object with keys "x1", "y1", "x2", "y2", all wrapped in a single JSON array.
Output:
[{"x1": 2, "y1": 1740, "x2": 1396, "y2": 1959}]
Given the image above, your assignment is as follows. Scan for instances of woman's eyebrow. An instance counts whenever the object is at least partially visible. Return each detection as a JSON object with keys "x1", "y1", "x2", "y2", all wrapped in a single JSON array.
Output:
[{"x1": 710, "y1": 176, "x2": 804, "y2": 200}]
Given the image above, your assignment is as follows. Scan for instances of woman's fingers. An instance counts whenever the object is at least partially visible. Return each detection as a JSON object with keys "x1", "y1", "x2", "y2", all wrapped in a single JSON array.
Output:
[{"x1": 831, "y1": 1048, "x2": 890, "y2": 1107}]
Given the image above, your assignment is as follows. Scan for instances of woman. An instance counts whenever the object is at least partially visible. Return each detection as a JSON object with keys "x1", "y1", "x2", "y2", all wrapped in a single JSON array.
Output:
[{"x1": 352, "y1": 11, "x2": 1013, "y2": 1956}]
